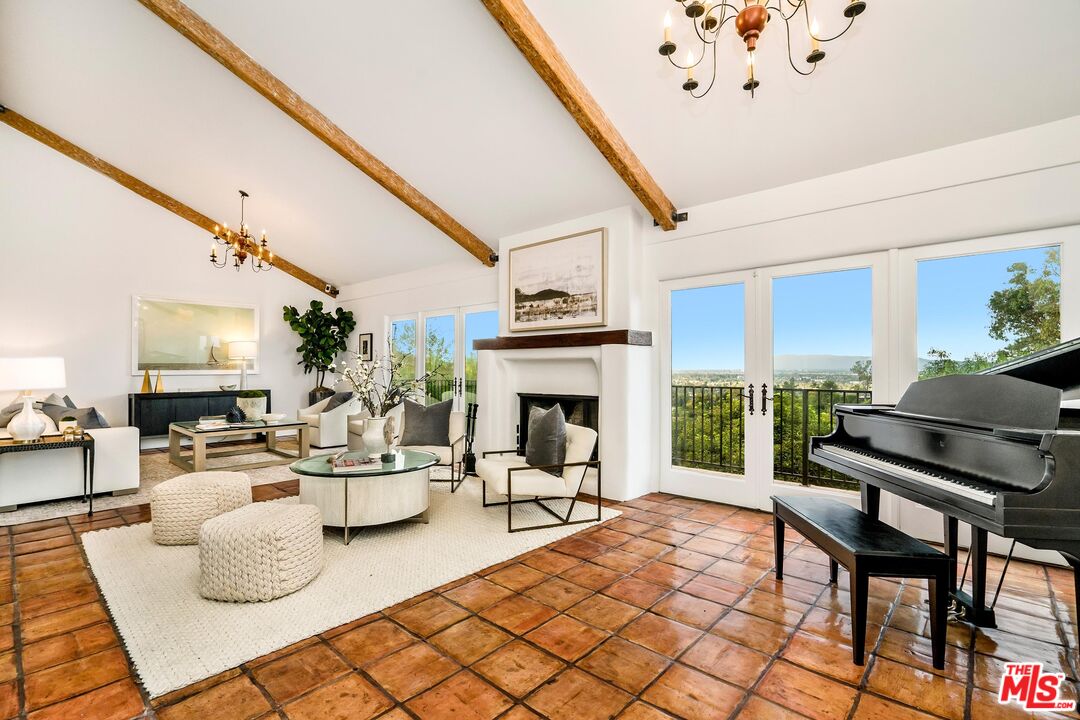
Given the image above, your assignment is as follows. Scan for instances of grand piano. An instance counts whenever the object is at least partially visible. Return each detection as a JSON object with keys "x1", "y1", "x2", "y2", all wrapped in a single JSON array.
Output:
[{"x1": 810, "y1": 337, "x2": 1080, "y2": 627}]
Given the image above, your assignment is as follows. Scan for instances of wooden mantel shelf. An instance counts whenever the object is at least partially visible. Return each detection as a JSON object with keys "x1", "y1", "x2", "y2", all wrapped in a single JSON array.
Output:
[{"x1": 473, "y1": 329, "x2": 652, "y2": 351}]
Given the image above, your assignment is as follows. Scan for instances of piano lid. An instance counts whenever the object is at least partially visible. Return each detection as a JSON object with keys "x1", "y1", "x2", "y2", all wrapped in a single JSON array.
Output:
[
  {"x1": 980, "y1": 336, "x2": 1080, "y2": 395},
  {"x1": 893, "y1": 374, "x2": 1062, "y2": 430}
]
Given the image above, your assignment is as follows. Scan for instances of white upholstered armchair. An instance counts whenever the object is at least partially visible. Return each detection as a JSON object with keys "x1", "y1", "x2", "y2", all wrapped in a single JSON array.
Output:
[
  {"x1": 475, "y1": 423, "x2": 600, "y2": 532},
  {"x1": 297, "y1": 395, "x2": 362, "y2": 448},
  {"x1": 347, "y1": 403, "x2": 467, "y2": 491}
]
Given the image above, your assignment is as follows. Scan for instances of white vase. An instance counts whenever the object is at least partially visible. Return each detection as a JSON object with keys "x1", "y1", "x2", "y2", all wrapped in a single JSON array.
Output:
[
  {"x1": 236, "y1": 396, "x2": 267, "y2": 420},
  {"x1": 361, "y1": 416, "x2": 389, "y2": 455},
  {"x1": 8, "y1": 396, "x2": 45, "y2": 442}
]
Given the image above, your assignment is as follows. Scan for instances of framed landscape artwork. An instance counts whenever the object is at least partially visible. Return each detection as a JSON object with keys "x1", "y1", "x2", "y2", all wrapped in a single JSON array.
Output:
[
  {"x1": 132, "y1": 296, "x2": 259, "y2": 375},
  {"x1": 508, "y1": 227, "x2": 608, "y2": 332}
]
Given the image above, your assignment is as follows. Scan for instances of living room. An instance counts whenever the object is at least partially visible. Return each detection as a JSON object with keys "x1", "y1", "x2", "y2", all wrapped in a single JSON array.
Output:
[{"x1": 2, "y1": 1, "x2": 1080, "y2": 719}]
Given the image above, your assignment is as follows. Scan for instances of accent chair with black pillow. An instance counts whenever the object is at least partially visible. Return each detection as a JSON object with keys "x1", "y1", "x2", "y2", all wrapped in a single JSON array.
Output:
[
  {"x1": 297, "y1": 392, "x2": 360, "y2": 448},
  {"x1": 349, "y1": 399, "x2": 467, "y2": 491},
  {"x1": 475, "y1": 404, "x2": 601, "y2": 532}
]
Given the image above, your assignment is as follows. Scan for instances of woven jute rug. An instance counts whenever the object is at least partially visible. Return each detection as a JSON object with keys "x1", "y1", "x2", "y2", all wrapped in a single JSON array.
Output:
[
  {"x1": 0, "y1": 440, "x2": 334, "y2": 526},
  {"x1": 82, "y1": 477, "x2": 619, "y2": 698}
]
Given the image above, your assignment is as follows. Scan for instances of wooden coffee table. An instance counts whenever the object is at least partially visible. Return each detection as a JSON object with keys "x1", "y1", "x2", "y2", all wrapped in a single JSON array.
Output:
[{"x1": 168, "y1": 420, "x2": 310, "y2": 473}]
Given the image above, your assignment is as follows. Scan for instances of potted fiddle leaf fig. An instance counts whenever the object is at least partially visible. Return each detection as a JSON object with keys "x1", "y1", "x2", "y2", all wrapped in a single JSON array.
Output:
[{"x1": 283, "y1": 301, "x2": 357, "y2": 405}]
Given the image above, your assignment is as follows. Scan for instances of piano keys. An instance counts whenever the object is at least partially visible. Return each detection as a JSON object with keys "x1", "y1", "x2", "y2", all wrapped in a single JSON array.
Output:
[{"x1": 810, "y1": 336, "x2": 1080, "y2": 627}]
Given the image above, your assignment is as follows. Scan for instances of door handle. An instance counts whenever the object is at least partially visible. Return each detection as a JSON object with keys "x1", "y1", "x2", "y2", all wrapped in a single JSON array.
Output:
[
  {"x1": 742, "y1": 384, "x2": 755, "y2": 415},
  {"x1": 760, "y1": 383, "x2": 771, "y2": 415}
]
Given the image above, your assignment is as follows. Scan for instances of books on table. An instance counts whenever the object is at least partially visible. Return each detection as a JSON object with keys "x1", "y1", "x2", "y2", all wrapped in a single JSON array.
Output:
[{"x1": 328, "y1": 451, "x2": 379, "y2": 474}]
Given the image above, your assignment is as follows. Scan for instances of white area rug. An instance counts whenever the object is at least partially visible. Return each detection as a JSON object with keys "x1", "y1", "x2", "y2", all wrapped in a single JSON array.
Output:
[
  {"x1": 0, "y1": 441, "x2": 335, "y2": 526},
  {"x1": 82, "y1": 478, "x2": 619, "y2": 698}
]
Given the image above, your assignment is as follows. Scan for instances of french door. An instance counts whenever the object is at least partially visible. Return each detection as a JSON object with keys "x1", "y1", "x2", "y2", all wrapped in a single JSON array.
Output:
[
  {"x1": 661, "y1": 254, "x2": 887, "y2": 512},
  {"x1": 391, "y1": 304, "x2": 498, "y2": 409}
]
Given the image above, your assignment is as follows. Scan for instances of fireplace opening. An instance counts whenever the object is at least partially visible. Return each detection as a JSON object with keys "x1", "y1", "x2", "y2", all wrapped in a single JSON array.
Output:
[{"x1": 517, "y1": 393, "x2": 599, "y2": 461}]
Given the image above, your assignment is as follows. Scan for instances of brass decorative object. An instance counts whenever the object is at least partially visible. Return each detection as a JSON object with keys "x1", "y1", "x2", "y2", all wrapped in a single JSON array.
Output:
[
  {"x1": 141, "y1": 369, "x2": 152, "y2": 393},
  {"x1": 154, "y1": 370, "x2": 164, "y2": 393}
]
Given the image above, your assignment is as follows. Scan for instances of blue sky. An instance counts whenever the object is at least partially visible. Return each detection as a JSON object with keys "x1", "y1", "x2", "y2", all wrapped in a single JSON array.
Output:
[
  {"x1": 670, "y1": 246, "x2": 1056, "y2": 371},
  {"x1": 465, "y1": 310, "x2": 498, "y2": 361},
  {"x1": 918, "y1": 246, "x2": 1055, "y2": 359}
]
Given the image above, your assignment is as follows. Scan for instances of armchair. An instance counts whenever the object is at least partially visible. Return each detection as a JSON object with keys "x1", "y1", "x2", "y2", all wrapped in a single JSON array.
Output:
[
  {"x1": 346, "y1": 403, "x2": 467, "y2": 492},
  {"x1": 475, "y1": 423, "x2": 601, "y2": 532},
  {"x1": 296, "y1": 395, "x2": 361, "y2": 448}
]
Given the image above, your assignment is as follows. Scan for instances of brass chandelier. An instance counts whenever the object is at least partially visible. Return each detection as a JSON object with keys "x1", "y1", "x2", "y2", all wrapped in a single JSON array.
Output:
[
  {"x1": 210, "y1": 190, "x2": 274, "y2": 272},
  {"x1": 659, "y1": 0, "x2": 867, "y2": 98}
]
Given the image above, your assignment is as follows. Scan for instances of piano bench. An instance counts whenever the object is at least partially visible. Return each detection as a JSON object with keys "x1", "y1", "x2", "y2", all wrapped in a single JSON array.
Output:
[{"x1": 771, "y1": 495, "x2": 949, "y2": 670}]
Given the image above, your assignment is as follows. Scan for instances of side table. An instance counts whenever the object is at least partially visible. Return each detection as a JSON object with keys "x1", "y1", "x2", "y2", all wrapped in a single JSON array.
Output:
[{"x1": 0, "y1": 434, "x2": 96, "y2": 515}]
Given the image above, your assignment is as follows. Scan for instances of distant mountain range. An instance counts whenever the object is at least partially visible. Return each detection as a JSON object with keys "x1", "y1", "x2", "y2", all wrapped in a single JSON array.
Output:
[
  {"x1": 774, "y1": 354, "x2": 870, "y2": 372},
  {"x1": 515, "y1": 288, "x2": 570, "y2": 304}
]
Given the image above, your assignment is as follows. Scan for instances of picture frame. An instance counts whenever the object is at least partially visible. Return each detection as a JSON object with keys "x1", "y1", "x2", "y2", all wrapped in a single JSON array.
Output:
[
  {"x1": 358, "y1": 333, "x2": 374, "y2": 361},
  {"x1": 131, "y1": 296, "x2": 259, "y2": 375},
  {"x1": 508, "y1": 227, "x2": 608, "y2": 332}
]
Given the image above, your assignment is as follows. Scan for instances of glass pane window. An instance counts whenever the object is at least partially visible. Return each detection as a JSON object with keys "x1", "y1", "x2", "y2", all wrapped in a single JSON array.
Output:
[
  {"x1": 464, "y1": 310, "x2": 498, "y2": 405},
  {"x1": 670, "y1": 283, "x2": 746, "y2": 475},
  {"x1": 918, "y1": 246, "x2": 1060, "y2": 379},
  {"x1": 772, "y1": 268, "x2": 872, "y2": 490},
  {"x1": 390, "y1": 319, "x2": 416, "y2": 383},
  {"x1": 424, "y1": 315, "x2": 456, "y2": 405}
]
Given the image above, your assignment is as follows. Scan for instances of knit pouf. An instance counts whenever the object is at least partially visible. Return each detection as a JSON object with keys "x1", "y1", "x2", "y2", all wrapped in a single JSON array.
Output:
[
  {"x1": 150, "y1": 471, "x2": 252, "y2": 546},
  {"x1": 198, "y1": 503, "x2": 324, "y2": 603}
]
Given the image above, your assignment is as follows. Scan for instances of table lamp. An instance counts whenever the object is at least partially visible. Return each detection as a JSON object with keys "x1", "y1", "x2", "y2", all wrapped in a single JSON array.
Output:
[
  {"x1": 0, "y1": 357, "x2": 67, "y2": 442},
  {"x1": 228, "y1": 341, "x2": 257, "y2": 390}
]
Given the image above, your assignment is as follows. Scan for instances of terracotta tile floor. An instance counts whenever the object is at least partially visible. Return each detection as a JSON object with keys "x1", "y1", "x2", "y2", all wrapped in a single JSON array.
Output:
[{"x1": 2, "y1": 479, "x2": 1079, "y2": 719}]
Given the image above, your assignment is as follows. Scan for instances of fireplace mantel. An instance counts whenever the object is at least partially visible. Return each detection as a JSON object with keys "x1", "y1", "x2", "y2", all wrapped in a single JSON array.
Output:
[{"x1": 473, "y1": 329, "x2": 652, "y2": 351}]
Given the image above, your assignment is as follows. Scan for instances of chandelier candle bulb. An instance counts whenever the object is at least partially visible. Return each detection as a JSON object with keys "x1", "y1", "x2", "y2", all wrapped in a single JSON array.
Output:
[
  {"x1": 687, "y1": 50, "x2": 694, "y2": 79},
  {"x1": 810, "y1": 19, "x2": 820, "y2": 51},
  {"x1": 663, "y1": 11, "x2": 672, "y2": 42}
]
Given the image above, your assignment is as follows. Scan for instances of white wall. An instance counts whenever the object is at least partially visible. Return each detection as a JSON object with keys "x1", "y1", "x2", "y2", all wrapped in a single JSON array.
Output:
[
  {"x1": 497, "y1": 206, "x2": 648, "y2": 335},
  {"x1": 0, "y1": 128, "x2": 328, "y2": 437},
  {"x1": 336, "y1": 261, "x2": 498, "y2": 350},
  {"x1": 643, "y1": 116, "x2": 1080, "y2": 278}
]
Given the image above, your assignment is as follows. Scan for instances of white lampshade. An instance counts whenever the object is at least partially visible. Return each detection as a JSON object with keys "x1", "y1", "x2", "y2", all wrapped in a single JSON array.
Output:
[
  {"x1": 228, "y1": 341, "x2": 258, "y2": 360},
  {"x1": 0, "y1": 357, "x2": 67, "y2": 392}
]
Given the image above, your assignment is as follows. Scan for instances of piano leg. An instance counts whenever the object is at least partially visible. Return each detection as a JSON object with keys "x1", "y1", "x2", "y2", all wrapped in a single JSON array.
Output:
[
  {"x1": 861, "y1": 483, "x2": 880, "y2": 519},
  {"x1": 943, "y1": 516, "x2": 959, "y2": 594},
  {"x1": 951, "y1": 525, "x2": 996, "y2": 628}
]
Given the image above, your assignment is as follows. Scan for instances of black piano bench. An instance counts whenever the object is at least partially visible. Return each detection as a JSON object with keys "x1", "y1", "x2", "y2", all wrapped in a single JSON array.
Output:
[{"x1": 771, "y1": 495, "x2": 949, "y2": 670}]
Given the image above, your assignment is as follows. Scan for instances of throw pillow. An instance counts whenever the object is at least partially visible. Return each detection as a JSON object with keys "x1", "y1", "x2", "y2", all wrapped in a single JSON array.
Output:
[
  {"x1": 43, "y1": 393, "x2": 76, "y2": 409},
  {"x1": 400, "y1": 399, "x2": 452, "y2": 447},
  {"x1": 0, "y1": 401, "x2": 24, "y2": 428},
  {"x1": 322, "y1": 391, "x2": 354, "y2": 413},
  {"x1": 525, "y1": 404, "x2": 567, "y2": 476},
  {"x1": 40, "y1": 403, "x2": 110, "y2": 429}
]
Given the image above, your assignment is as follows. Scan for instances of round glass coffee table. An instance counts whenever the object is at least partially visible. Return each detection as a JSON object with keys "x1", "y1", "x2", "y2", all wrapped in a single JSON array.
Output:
[{"x1": 290, "y1": 450, "x2": 438, "y2": 544}]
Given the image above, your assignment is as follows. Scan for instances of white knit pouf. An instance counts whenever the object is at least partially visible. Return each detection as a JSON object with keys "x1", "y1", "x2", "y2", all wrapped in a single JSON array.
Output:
[
  {"x1": 150, "y1": 471, "x2": 252, "y2": 546},
  {"x1": 198, "y1": 503, "x2": 324, "y2": 603}
]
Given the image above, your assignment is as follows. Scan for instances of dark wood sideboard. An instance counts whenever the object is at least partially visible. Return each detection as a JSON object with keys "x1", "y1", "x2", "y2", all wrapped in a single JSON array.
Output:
[{"x1": 127, "y1": 389, "x2": 272, "y2": 437}]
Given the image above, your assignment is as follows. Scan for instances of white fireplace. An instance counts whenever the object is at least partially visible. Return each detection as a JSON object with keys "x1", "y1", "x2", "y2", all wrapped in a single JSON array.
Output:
[{"x1": 475, "y1": 343, "x2": 655, "y2": 501}]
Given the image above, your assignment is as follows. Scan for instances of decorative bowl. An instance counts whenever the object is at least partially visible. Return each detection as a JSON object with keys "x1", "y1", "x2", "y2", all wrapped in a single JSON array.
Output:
[
  {"x1": 219, "y1": 384, "x2": 237, "y2": 391},
  {"x1": 262, "y1": 413, "x2": 286, "y2": 423}
]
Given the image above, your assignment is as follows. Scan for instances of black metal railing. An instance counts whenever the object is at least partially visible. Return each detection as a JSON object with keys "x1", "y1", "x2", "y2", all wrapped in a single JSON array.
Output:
[
  {"x1": 425, "y1": 377, "x2": 478, "y2": 405},
  {"x1": 671, "y1": 385, "x2": 871, "y2": 491}
]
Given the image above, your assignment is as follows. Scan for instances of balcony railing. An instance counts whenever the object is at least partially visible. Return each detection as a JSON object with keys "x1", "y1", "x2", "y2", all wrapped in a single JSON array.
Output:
[
  {"x1": 671, "y1": 385, "x2": 872, "y2": 491},
  {"x1": 425, "y1": 377, "x2": 478, "y2": 405}
]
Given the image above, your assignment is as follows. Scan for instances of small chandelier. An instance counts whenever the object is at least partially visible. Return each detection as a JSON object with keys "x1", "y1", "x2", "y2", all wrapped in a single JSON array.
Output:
[
  {"x1": 659, "y1": 0, "x2": 867, "y2": 98},
  {"x1": 210, "y1": 190, "x2": 274, "y2": 272}
]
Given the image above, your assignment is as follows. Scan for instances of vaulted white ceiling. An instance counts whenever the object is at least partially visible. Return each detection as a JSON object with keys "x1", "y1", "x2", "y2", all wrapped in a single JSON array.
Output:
[{"x1": 2, "y1": 0, "x2": 1079, "y2": 288}]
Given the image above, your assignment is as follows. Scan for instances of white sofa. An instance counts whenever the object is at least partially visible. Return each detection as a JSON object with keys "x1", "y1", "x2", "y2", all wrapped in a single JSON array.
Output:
[
  {"x1": 0, "y1": 426, "x2": 140, "y2": 511},
  {"x1": 298, "y1": 395, "x2": 362, "y2": 448}
]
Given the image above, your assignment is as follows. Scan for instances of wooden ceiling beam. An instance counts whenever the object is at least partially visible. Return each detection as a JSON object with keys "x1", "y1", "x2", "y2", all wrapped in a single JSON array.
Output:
[
  {"x1": 0, "y1": 106, "x2": 336, "y2": 296},
  {"x1": 137, "y1": 0, "x2": 497, "y2": 267},
  {"x1": 480, "y1": 0, "x2": 678, "y2": 231}
]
